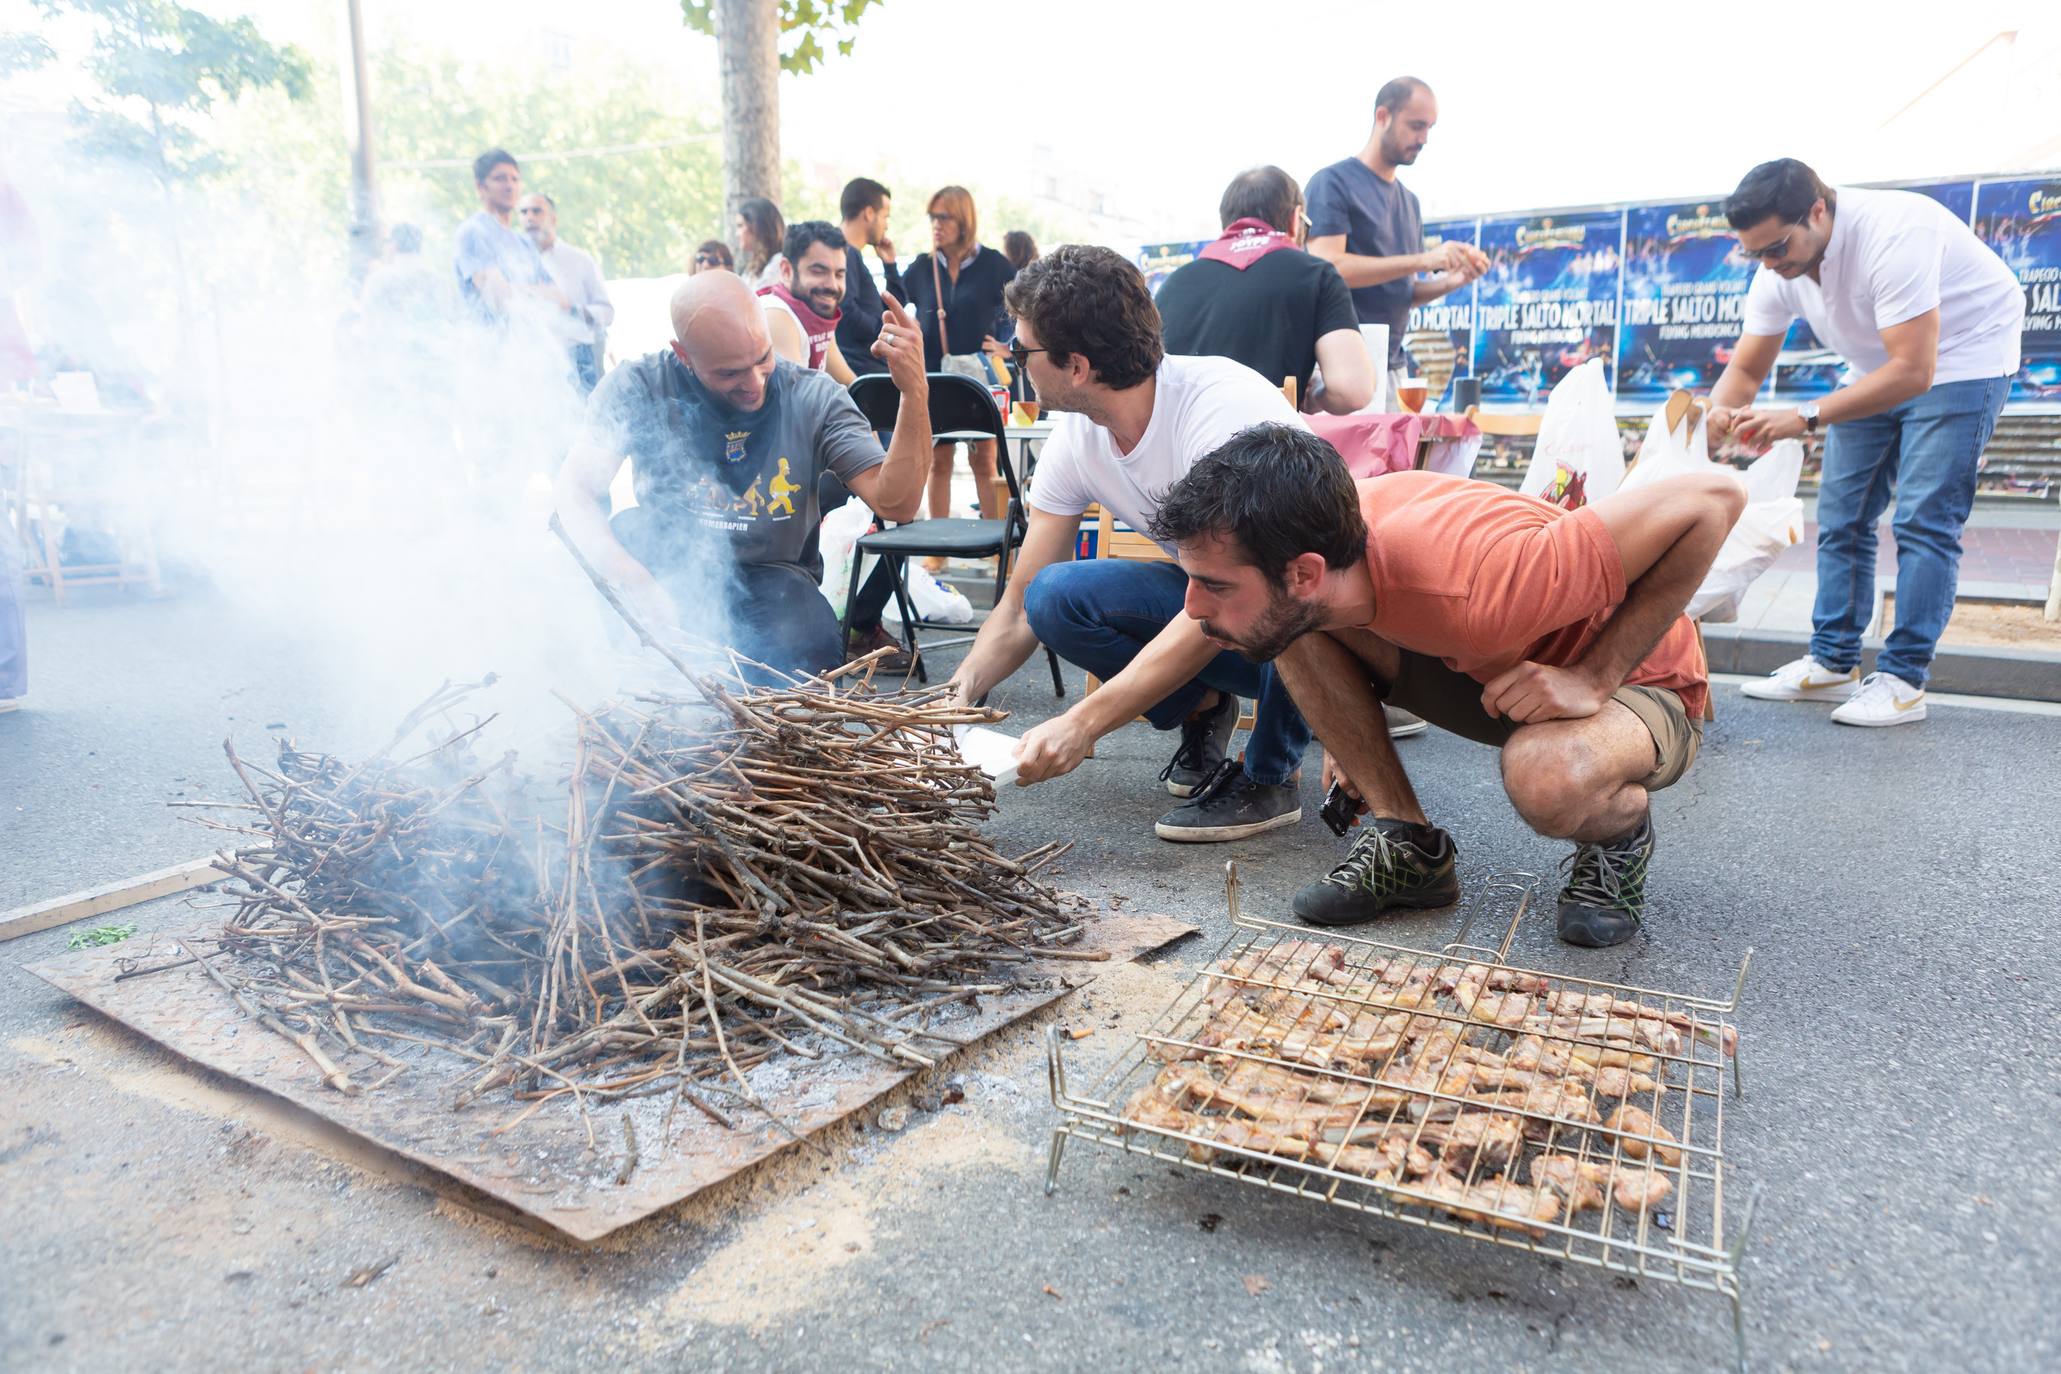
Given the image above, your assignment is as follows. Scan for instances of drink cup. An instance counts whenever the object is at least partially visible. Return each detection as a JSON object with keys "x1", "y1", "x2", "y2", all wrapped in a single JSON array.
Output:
[{"x1": 1397, "y1": 378, "x2": 1429, "y2": 413}]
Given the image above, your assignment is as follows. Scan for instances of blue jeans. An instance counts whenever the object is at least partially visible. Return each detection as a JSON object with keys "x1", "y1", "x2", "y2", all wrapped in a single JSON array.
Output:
[
  {"x1": 1022, "y1": 559, "x2": 1311, "y2": 785},
  {"x1": 1810, "y1": 375, "x2": 2008, "y2": 688}
]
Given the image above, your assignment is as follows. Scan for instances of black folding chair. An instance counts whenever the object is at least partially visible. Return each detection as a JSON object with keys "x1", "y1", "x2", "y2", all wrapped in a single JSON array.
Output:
[{"x1": 842, "y1": 372, "x2": 1065, "y2": 697}]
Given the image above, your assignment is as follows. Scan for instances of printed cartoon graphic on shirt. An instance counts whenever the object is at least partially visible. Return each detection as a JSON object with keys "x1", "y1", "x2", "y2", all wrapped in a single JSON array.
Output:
[{"x1": 679, "y1": 430, "x2": 804, "y2": 533}]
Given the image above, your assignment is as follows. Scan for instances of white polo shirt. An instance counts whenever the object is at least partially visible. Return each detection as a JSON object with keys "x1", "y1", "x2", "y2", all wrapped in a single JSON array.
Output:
[
  {"x1": 1028, "y1": 354, "x2": 1307, "y2": 554},
  {"x1": 1741, "y1": 186, "x2": 2022, "y2": 387}
]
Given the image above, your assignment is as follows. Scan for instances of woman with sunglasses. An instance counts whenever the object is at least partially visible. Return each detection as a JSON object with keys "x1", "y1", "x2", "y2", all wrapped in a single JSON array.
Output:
[
  {"x1": 898, "y1": 186, "x2": 1017, "y2": 537},
  {"x1": 689, "y1": 239, "x2": 734, "y2": 275}
]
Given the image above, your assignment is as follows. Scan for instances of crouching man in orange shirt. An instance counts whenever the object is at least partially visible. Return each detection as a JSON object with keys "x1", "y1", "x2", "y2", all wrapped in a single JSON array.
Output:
[{"x1": 1148, "y1": 422, "x2": 1743, "y2": 947}]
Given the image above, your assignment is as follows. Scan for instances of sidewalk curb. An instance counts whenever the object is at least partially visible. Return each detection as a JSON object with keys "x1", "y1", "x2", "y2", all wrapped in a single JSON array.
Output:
[{"x1": 1701, "y1": 625, "x2": 2061, "y2": 703}]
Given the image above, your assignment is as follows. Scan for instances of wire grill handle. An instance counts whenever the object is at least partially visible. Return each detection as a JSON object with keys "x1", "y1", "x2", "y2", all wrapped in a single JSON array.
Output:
[{"x1": 1440, "y1": 871, "x2": 1541, "y2": 964}]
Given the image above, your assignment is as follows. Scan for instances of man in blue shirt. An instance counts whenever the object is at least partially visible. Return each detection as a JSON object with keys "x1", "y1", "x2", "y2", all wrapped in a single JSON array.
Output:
[
  {"x1": 1305, "y1": 77, "x2": 1484, "y2": 383},
  {"x1": 453, "y1": 149, "x2": 568, "y2": 323}
]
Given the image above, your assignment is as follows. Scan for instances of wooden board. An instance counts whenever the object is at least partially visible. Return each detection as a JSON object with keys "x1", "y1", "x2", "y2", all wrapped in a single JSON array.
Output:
[
  {"x1": 0, "y1": 857, "x2": 223, "y2": 943},
  {"x1": 27, "y1": 911, "x2": 1195, "y2": 1243}
]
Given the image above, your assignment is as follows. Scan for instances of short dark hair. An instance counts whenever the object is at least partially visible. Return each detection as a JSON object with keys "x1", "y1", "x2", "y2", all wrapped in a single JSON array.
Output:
[
  {"x1": 839, "y1": 177, "x2": 890, "y2": 222},
  {"x1": 782, "y1": 220, "x2": 847, "y2": 263},
  {"x1": 1375, "y1": 77, "x2": 1428, "y2": 119},
  {"x1": 1004, "y1": 244, "x2": 1163, "y2": 391},
  {"x1": 1726, "y1": 158, "x2": 1835, "y2": 230},
  {"x1": 1147, "y1": 424, "x2": 1366, "y2": 588},
  {"x1": 473, "y1": 148, "x2": 517, "y2": 185},
  {"x1": 1219, "y1": 166, "x2": 1302, "y2": 233}
]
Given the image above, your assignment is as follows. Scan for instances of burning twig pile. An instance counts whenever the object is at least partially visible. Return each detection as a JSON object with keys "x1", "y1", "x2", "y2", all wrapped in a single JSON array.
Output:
[{"x1": 184, "y1": 654, "x2": 1082, "y2": 1140}]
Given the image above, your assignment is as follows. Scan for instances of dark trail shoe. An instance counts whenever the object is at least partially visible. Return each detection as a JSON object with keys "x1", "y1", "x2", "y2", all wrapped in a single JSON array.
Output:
[
  {"x1": 1159, "y1": 691, "x2": 1240, "y2": 797},
  {"x1": 1155, "y1": 761, "x2": 1301, "y2": 843},
  {"x1": 1291, "y1": 818, "x2": 1460, "y2": 927},
  {"x1": 1556, "y1": 815, "x2": 1656, "y2": 948}
]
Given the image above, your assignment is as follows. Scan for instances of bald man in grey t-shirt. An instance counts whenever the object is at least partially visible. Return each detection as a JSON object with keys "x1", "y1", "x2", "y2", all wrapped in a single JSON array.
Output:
[{"x1": 553, "y1": 272, "x2": 932, "y2": 676}]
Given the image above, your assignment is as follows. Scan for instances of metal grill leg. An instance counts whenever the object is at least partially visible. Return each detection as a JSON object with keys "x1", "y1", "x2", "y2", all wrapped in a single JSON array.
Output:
[{"x1": 1045, "y1": 1128, "x2": 1069, "y2": 1196}]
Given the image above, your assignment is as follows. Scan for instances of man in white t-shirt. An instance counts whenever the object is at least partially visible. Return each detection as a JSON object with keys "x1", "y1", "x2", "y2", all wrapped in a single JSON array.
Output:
[
  {"x1": 943, "y1": 245, "x2": 1317, "y2": 842},
  {"x1": 1707, "y1": 159, "x2": 2022, "y2": 727}
]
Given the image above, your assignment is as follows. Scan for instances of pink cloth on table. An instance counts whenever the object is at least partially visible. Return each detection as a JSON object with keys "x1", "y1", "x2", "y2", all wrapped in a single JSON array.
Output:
[{"x1": 1307, "y1": 412, "x2": 1480, "y2": 478}]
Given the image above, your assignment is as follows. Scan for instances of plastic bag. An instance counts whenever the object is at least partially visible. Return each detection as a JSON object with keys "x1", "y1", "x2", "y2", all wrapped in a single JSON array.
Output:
[
  {"x1": 815, "y1": 496, "x2": 878, "y2": 613},
  {"x1": 1519, "y1": 359, "x2": 1621, "y2": 510},
  {"x1": 1686, "y1": 440, "x2": 1804, "y2": 623},
  {"x1": 1619, "y1": 399, "x2": 1712, "y2": 492},
  {"x1": 888, "y1": 562, "x2": 974, "y2": 625}
]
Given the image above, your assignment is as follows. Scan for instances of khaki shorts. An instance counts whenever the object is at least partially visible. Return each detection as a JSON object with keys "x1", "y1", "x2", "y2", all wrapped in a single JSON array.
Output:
[{"x1": 1380, "y1": 651, "x2": 1703, "y2": 793}]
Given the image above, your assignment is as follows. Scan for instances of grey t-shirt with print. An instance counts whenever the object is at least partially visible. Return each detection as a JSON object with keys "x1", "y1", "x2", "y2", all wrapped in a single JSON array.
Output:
[
  {"x1": 1304, "y1": 157, "x2": 1424, "y2": 367},
  {"x1": 581, "y1": 353, "x2": 884, "y2": 579}
]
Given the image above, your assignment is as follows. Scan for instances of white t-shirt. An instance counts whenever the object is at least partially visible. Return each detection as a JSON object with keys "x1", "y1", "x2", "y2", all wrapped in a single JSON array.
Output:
[
  {"x1": 1741, "y1": 186, "x2": 2022, "y2": 386},
  {"x1": 1028, "y1": 354, "x2": 1307, "y2": 552}
]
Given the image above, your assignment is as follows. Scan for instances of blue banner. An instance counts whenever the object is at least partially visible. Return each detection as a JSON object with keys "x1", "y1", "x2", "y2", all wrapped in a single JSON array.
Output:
[
  {"x1": 1974, "y1": 177, "x2": 2061, "y2": 404},
  {"x1": 1471, "y1": 211, "x2": 1621, "y2": 403},
  {"x1": 1138, "y1": 240, "x2": 1208, "y2": 297},
  {"x1": 1403, "y1": 218, "x2": 1478, "y2": 408},
  {"x1": 1616, "y1": 201, "x2": 1752, "y2": 404}
]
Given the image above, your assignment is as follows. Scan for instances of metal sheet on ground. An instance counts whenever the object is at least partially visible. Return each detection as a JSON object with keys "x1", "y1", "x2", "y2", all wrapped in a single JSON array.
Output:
[{"x1": 27, "y1": 912, "x2": 1194, "y2": 1243}]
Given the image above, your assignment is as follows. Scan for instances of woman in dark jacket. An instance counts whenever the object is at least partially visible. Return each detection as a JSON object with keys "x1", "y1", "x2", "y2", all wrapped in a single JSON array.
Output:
[{"x1": 898, "y1": 185, "x2": 1016, "y2": 528}]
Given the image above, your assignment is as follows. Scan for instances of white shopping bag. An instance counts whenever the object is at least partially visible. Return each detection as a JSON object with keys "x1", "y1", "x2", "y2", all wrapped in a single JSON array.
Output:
[
  {"x1": 1686, "y1": 440, "x2": 1805, "y2": 624},
  {"x1": 1620, "y1": 397, "x2": 1713, "y2": 492},
  {"x1": 889, "y1": 564, "x2": 975, "y2": 625},
  {"x1": 1519, "y1": 359, "x2": 1621, "y2": 510},
  {"x1": 815, "y1": 497, "x2": 878, "y2": 613}
]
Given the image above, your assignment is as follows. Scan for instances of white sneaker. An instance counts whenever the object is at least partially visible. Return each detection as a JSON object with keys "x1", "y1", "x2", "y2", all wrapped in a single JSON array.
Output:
[
  {"x1": 1738, "y1": 655, "x2": 1861, "y2": 702},
  {"x1": 1830, "y1": 672, "x2": 1926, "y2": 727},
  {"x1": 1385, "y1": 706, "x2": 1428, "y2": 738}
]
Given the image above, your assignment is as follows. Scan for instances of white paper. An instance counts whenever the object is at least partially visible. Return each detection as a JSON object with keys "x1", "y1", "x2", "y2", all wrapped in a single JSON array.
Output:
[{"x1": 952, "y1": 725, "x2": 1021, "y2": 788}]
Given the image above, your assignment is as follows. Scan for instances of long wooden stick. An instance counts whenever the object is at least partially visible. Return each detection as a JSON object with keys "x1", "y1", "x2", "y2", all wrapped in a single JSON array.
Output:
[{"x1": 1, "y1": 857, "x2": 223, "y2": 943}]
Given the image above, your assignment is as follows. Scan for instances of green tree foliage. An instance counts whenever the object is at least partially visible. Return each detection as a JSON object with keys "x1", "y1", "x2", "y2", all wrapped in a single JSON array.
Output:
[
  {"x1": 368, "y1": 48, "x2": 726, "y2": 279},
  {"x1": 678, "y1": 0, "x2": 885, "y2": 76},
  {"x1": 29, "y1": 0, "x2": 311, "y2": 189}
]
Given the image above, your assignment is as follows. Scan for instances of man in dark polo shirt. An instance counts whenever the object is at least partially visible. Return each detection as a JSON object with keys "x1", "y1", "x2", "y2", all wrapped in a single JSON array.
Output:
[
  {"x1": 1156, "y1": 166, "x2": 1373, "y2": 413},
  {"x1": 835, "y1": 177, "x2": 905, "y2": 377},
  {"x1": 1305, "y1": 77, "x2": 1485, "y2": 387},
  {"x1": 553, "y1": 271, "x2": 931, "y2": 676}
]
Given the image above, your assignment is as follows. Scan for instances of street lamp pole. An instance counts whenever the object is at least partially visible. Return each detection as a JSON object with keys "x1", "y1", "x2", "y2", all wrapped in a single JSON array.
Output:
[{"x1": 341, "y1": 0, "x2": 380, "y2": 281}]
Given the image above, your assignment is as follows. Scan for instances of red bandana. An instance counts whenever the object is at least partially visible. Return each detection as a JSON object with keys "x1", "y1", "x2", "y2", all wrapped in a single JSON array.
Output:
[
  {"x1": 759, "y1": 282, "x2": 843, "y2": 370},
  {"x1": 1197, "y1": 217, "x2": 1298, "y2": 271}
]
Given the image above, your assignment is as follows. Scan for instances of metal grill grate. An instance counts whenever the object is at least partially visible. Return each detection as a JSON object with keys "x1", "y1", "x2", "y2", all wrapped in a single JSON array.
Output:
[{"x1": 1047, "y1": 866, "x2": 1758, "y2": 1367}]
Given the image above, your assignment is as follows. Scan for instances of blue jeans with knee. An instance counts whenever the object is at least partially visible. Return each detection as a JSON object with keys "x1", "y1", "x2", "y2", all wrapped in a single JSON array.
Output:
[
  {"x1": 1022, "y1": 559, "x2": 1310, "y2": 786},
  {"x1": 1809, "y1": 375, "x2": 2009, "y2": 688}
]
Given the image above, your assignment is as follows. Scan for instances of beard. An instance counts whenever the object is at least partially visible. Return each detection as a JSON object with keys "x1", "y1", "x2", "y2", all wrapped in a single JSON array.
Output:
[{"x1": 1202, "y1": 591, "x2": 1325, "y2": 664}]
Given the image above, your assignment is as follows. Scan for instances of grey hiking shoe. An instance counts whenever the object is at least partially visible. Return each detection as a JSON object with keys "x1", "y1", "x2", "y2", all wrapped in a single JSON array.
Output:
[
  {"x1": 1154, "y1": 760, "x2": 1301, "y2": 843},
  {"x1": 1291, "y1": 818, "x2": 1460, "y2": 927},
  {"x1": 1159, "y1": 691, "x2": 1240, "y2": 797},
  {"x1": 1556, "y1": 814, "x2": 1655, "y2": 948}
]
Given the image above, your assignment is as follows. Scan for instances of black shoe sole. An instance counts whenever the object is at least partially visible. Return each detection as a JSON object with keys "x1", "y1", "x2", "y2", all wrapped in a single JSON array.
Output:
[
  {"x1": 1291, "y1": 876, "x2": 1461, "y2": 927},
  {"x1": 1556, "y1": 906, "x2": 1641, "y2": 948}
]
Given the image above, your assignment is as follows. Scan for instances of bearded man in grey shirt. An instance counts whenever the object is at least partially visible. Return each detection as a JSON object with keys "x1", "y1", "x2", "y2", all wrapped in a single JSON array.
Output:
[
  {"x1": 1305, "y1": 76, "x2": 1485, "y2": 382},
  {"x1": 553, "y1": 271, "x2": 931, "y2": 676}
]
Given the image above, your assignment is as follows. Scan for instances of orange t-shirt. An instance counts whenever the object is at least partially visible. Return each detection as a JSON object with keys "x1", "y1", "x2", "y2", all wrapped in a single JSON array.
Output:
[{"x1": 1356, "y1": 472, "x2": 1708, "y2": 719}]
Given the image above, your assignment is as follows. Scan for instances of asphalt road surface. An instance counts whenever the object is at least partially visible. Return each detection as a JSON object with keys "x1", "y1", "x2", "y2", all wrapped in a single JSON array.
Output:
[{"x1": 5, "y1": 589, "x2": 2058, "y2": 1373}]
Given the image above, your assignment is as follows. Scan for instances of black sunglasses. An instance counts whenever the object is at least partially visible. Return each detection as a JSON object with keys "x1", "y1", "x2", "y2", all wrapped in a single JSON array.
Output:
[
  {"x1": 1737, "y1": 215, "x2": 1810, "y2": 263},
  {"x1": 1007, "y1": 341, "x2": 1049, "y2": 369}
]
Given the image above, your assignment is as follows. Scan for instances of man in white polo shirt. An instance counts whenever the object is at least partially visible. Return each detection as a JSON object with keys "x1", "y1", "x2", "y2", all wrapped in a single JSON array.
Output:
[
  {"x1": 941, "y1": 245, "x2": 1317, "y2": 843},
  {"x1": 1706, "y1": 159, "x2": 2022, "y2": 727}
]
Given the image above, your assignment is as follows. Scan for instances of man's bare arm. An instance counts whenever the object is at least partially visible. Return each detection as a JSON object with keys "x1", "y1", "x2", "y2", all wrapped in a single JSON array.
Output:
[
  {"x1": 1480, "y1": 471, "x2": 1743, "y2": 722},
  {"x1": 1306, "y1": 234, "x2": 1427, "y2": 290},
  {"x1": 945, "y1": 510, "x2": 1080, "y2": 702},
  {"x1": 1310, "y1": 327, "x2": 1375, "y2": 414},
  {"x1": 552, "y1": 439, "x2": 678, "y2": 629},
  {"x1": 840, "y1": 294, "x2": 931, "y2": 522}
]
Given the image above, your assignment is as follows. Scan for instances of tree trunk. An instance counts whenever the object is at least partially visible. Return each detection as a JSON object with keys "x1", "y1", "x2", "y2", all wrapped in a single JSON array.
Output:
[{"x1": 715, "y1": 0, "x2": 780, "y2": 254}]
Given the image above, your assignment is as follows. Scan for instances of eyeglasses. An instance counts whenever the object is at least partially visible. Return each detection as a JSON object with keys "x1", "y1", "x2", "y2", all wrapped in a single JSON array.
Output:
[
  {"x1": 694, "y1": 254, "x2": 722, "y2": 266},
  {"x1": 1006, "y1": 341, "x2": 1050, "y2": 369},
  {"x1": 1736, "y1": 216, "x2": 1809, "y2": 263},
  {"x1": 928, "y1": 213, "x2": 957, "y2": 226}
]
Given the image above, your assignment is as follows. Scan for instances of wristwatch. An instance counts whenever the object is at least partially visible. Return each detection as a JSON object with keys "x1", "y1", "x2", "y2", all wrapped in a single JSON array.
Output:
[{"x1": 1798, "y1": 401, "x2": 1821, "y2": 435}]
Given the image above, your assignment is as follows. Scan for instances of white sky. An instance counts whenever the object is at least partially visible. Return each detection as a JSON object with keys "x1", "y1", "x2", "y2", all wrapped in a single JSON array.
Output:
[{"x1": 22, "y1": 0, "x2": 2052, "y2": 238}]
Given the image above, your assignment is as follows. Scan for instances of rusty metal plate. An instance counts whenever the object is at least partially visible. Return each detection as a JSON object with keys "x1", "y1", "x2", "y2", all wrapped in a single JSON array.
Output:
[{"x1": 27, "y1": 912, "x2": 1194, "y2": 1242}]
